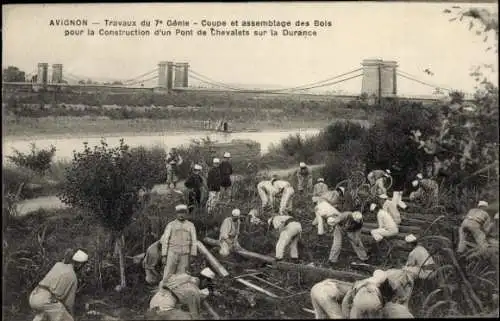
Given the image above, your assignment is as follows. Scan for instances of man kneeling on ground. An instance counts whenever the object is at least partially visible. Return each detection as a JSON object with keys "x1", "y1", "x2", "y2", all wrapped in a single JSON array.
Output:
[{"x1": 219, "y1": 208, "x2": 243, "y2": 257}]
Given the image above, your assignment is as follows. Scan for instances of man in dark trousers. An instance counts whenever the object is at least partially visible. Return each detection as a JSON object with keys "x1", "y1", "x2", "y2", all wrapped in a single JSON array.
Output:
[
  {"x1": 185, "y1": 164, "x2": 206, "y2": 214},
  {"x1": 207, "y1": 158, "x2": 222, "y2": 214},
  {"x1": 220, "y1": 152, "x2": 233, "y2": 201}
]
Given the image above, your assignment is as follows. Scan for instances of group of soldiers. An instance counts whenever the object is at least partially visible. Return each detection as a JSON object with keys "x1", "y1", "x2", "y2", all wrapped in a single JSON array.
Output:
[{"x1": 27, "y1": 154, "x2": 498, "y2": 320}]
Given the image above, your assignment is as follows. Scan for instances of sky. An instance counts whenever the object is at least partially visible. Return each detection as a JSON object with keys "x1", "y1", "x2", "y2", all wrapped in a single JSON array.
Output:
[{"x1": 3, "y1": 2, "x2": 498, "y2": 96}]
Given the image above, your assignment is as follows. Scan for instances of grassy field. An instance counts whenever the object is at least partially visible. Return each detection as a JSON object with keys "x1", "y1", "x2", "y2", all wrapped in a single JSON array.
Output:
[{"x1": 3, "y1": 116, "x2": 353, "y2": 140}]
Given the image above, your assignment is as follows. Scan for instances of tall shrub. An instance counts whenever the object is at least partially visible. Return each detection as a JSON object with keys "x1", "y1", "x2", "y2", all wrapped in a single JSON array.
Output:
[{"x1": 59, "y1": 139, "x2": 158, "y2": 291}]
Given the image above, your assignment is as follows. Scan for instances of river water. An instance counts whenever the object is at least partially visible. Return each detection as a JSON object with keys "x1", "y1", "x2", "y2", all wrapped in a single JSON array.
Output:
[{"x1": 3, "y1": 128, "x2": 322, "y2": 163}]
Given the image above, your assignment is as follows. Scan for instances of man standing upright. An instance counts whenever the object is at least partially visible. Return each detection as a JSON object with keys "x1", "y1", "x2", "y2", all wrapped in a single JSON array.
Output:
[
  {"x1": 166, "y1": 148, "x2": 183, "y2": 190},
  {"x1": 160, "y1": 205, "x2": 198, "y2": 282},
  {"x1": 220, "y1": 152, "x2": 233, "y2": 201},
  {"x1": 185, "y1": 165, "x2": 206, "y2": 214},
  {"x1": 206, "y1": 158, "x2": 222, "y2": 214},
  {"x1": 296, "y1": 162, "x2": 313, "y2": 195}
]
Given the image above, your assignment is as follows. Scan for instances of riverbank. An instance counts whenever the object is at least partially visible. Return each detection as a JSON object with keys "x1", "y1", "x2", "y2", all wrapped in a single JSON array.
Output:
[
  {"x1": 3, "y1": 117, "x2": 351, "y2": 140},
  {"x1": 13, "y1": 164, "x2": 324, "y2": 216}
]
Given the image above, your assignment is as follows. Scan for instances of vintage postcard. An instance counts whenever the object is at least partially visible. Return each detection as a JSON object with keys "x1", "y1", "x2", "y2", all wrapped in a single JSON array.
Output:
[{"x1": 2, "y1": 2, "x2": 498, "y2": 320}]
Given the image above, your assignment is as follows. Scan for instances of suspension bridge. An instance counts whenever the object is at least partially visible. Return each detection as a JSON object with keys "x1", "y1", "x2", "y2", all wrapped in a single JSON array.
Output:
[{"x1": 2, "y1": 59, "x2": 474, "y2": 103}]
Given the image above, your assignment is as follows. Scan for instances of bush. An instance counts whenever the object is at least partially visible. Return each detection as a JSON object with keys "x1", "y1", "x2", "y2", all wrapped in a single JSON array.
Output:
[
  {"x1": 318, "y1": 121, "x2": 369, "y2": 152},
  {"x1": 7, "y1": 143, "x2": 57, "y2": 176},
  {"x1": 363, "y1": 101, "x2": 441, "y2": 190}
]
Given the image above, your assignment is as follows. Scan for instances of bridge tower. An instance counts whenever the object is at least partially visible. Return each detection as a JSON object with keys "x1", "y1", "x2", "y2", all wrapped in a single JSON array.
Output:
[
  {"x1": 182, "y1": 63, "x2": 189, "y2": 87},
  {"x1": 361, "y1": 59, "x2": 398, "y2": 104},
  {"x1": 166, "y1": 61, "x2": 174, "y2": 90},
  {"x1": 37, "y1": 63, "x2": 48, "y2": 85},
  {"x1": 173, "y1": 62, "x2": 189, "y2": 88},
  {"x1": 158, "y1": 61, "x2": 167, "y2": 88},
  {"x1": 51, "y1": 64, "x2": 63, "y2": 83},
  {"x1": 173, "y1": 63, "x2": 184, "y2": 88}
]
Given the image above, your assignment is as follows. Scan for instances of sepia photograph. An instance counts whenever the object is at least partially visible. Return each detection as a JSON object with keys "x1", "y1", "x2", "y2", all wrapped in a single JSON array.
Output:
[{"x1": 2, "y1": 1, "x2": 499, "y2": 320}]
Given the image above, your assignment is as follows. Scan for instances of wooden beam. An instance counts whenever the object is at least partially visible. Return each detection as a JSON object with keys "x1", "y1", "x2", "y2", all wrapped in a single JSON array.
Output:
[
  {"x1": 202, "y1": 301, "x2": 221, "y2": 320},
  {"x1": 235, "y1": 278, "x2": 280, "y2": 298},
  {"x1": 197, "y1": 241, "x2": 230, "y2": 277},
  {"x1": 202, "y1": 238, "x2": 368, "y2": 282}
]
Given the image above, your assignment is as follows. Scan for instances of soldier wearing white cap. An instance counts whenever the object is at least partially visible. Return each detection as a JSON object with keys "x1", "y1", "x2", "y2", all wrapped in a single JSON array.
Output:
[
  {"x1": 271, "y1": 177, "x2": 295, "y2": 215},
  {"x1": 296, "y1": 162, "x2": 313, "y2": 194},
  {"x1": 158, "y1": 270, "x2": 213, "y2": 320},
  {"x1": 165, "y1": 148, "x2": 183, "y2": 190},
  {"x1": 160, "y1": 204, "x2": 198, "y2": 282},
  {"x1": 218, "y1": 209, "x2": 243, "y2": 257},
  {"x1": 184, "y1": 165, "x2": 206, "y2": 214},
  {"x1": 367, "y1": 169, "x2": 392, "y2": 196},
  {"x1": 382, "y1": 192, "x2": 407, "y2": 225},
  {"x1": 409, "y1": 173, "x2": 439, "y2": 206},
  {"x1": 206, "y1": 158, "x2": 222, "y2": 214},
  {"x1": 369, "y1": 203, "x2": 399, "y2": 242},
  {"x1": 341, "y1": 269, "x2": 390, "y2": 318},
  {"x1": 317, "y1": 186, "x2": 345, "y2": 209},
  {"x1": 220, "y1": 152, "x2": 233, "y2": 201},
  {"x1": 312, "y1": 178, "x2": 329, "y2": 200},
  {"x1": 381, "y1": 267, "x2": 418, "y2": 318},
  {"x1": 457, "y1": 200, "x2": 495, "y2": 254},
  {"x1": 257, "y1": 180, "x2": 278, "y2": 211},
  {"x1": 326, "y1": 211, "x2": 368, "y2": 266},
  {"x1": 312, "y1": 196, "x2": 340, "y2": 236},
  {"x1": 29, "y1": 249, "x2": 88, "y2": 321},
  {"x1": 403, "y1": 234, "x2": 435, "y2": 280},
  {"x1": 268, "y1": 214, "x2": 302, "y2": 262}
]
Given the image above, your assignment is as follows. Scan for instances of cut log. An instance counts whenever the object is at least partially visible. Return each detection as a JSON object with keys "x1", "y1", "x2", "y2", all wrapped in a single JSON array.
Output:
[
  {"x1": 202, "y1": 301, "x2": 221, "y2": 320},
  {"x1": 235, "y1": 278, "x2": 280, "y2": 298},
  {"x1": 274, "y1": 261, "x2": 367, "y2": 282},
  {"x1": 363, "y1": 222, "x2": 422, "y2": 234},
  {"x1": 202, "y1": 237, "x2": 368, "y2": 282},
  {"x1": 197, "y1": 241, "x2": 230, "y2": 277},
  {"x1": 203, "y1": 238, "x2": 275, "y2": 263}
]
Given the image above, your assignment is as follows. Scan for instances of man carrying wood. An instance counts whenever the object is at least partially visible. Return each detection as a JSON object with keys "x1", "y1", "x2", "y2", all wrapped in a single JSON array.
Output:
[
  {"x1": 257, "y1": 179, "x2": 277, "y2": 212},
  {"x1": 404, "y1": 234, "x2": 435, "y2": 280},
  {"x1": 409, "y1": 173, "x2": 439, "y2": 207},
  {"x1": 29, "y1": 249, "x2": 88, "y2": 321},
  {"x1": 160, "y1": 205, "x2": 198, "y2": 283},
  {"x1": 326, "y1": 211, "x2": 368, "y2": 266},
  {"x1": 218, "y1": 208, "x2": 242, "y2": 257},
  {"x1": 457, "y1": 200, "x2": 496, "y2": 254},
  {"x1": 271, "y1": 177, "x2": 295, "y2": 215},
  {"x1": 268, "y1": 214, "x2": 302, "y2": 262}
]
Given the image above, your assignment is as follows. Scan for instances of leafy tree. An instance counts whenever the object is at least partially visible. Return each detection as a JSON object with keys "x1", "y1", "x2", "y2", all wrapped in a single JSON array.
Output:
[
  {"x1": 59, "y1": 139, "x2": 162, "y2": 291},
  {"x1": 3, "y1": 66, "x2": 26, "y2": 82}
]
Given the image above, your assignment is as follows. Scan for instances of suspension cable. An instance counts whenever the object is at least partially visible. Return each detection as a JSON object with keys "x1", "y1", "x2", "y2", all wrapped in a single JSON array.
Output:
[{"x1": 397, "y1": 72, "x2": 453, "y2": 91}]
